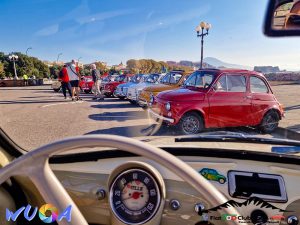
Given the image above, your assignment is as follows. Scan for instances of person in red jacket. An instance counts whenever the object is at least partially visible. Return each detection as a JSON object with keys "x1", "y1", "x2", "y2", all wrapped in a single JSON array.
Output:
[{"x1": 59, "y1": 64, "x2": 72, "y2": 99}]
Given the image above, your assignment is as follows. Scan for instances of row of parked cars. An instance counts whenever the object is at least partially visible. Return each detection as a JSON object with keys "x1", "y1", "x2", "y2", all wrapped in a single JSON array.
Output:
[
  {"x1": 52, "y1": 69, "x2": 284, "y2": 135},
  {"x1": 102, "y1": 69, "x2": 284, "y2": 135},
  {"x1": 103, "y1": 70, "x2": 190, "y2": 107}
]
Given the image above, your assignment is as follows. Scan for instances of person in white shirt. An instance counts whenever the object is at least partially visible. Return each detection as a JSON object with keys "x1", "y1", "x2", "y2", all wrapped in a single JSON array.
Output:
[{"x1": 67, "y1": 60, "x2": 81, "y2": 101}]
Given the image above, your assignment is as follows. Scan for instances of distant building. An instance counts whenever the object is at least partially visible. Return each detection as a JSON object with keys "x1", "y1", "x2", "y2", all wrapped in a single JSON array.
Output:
[
  {"x1": 112, "y1": 62, "x2": 126, "y2": 71},
  {"x1": 254, "y1": 66, "x2": 280, "y2": 73},
  {"x1": 43, "y1": 61, "x2": 64, "y2": 67}
]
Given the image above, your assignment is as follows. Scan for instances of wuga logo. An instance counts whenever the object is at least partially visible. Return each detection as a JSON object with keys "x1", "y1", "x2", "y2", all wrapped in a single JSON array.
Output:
[{"x1": 6, "y1": 203, "x2": 72, "y2": 223}]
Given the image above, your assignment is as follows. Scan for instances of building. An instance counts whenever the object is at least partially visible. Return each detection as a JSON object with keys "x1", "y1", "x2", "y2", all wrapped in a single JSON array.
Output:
[{"x1": 254, "y1": 66, "x2": 280, "y2": 73}]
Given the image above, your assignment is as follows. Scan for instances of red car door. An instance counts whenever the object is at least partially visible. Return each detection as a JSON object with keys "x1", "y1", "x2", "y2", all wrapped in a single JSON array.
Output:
[
  {"x1": 207, "y1": 74, "x2": 252, "y2": 128},
  {"x1": 249, "y1": 75, "x2": 275, "y2": 125}
]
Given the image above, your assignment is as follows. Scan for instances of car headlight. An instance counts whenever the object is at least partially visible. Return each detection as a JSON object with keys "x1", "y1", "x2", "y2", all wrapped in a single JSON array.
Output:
[
  {"x1": 150, "y1": 95, "x2": 154, "y2": 104},
  {"x1": 165, "y1": 102, "x2": 171, "y2": 111}
]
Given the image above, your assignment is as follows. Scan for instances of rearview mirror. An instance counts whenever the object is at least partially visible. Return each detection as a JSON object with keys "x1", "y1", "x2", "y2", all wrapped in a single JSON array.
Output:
[{"x1": 264, "y1": 0, "x2": 300, "y2": 36}]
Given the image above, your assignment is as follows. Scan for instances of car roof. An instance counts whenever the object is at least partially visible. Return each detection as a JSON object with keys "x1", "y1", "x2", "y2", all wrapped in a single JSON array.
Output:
[{"x1": 198, "y1": 68, "x2": 263, "y2": 77}]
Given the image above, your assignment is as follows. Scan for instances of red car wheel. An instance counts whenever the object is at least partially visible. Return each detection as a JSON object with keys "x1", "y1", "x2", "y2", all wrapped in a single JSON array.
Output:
[{"x1": 178, "y1": 112, "x2": 204, "y2": 135}]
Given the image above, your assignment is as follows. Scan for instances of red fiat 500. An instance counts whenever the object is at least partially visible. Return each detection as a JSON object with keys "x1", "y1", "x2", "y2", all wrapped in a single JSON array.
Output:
[
  {"x1": 102, "y1": 74, "x2": 134, "y2": 97},
  {"x1": 149, "y1": 69, "x2": 284, "y2": 135}
]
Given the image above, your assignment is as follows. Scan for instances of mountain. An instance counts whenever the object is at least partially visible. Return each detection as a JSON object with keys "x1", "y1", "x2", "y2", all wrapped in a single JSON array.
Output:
[{"x1": 203, "y1": 57, "x2": 252, "y2": 70}]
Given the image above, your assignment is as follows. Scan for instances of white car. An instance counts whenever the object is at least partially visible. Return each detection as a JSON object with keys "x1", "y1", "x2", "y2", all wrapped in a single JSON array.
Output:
[{"x1": 127, "y1": 73, "x2": 164, "y2": 104}]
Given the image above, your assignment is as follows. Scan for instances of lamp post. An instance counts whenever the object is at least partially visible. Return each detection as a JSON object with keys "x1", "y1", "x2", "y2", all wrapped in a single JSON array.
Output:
[
  {"x1": 77, "y1": 57, "x2": 82, "y2": 64},
  {"x1": 26, "y1": 47, "x2": 32, "y2": 56},
  {"x1": 57, "y1": 53, "x2": 62, "y2": 63},
  {"x1": 196, "y1": 22, "x2": 211, "y2": 69},
  {"x1": 8, "y1": 54, "x2": 19, "y2": 80}
]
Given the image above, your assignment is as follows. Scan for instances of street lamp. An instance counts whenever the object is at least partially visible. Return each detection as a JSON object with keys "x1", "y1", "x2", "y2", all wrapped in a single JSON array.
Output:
[
  {"x1": 57, "y1": 53, "x2": 62, "y2": 63},
  {"x1": 26, "y1": 47, "x2": 32, "y2": 56},
  {"x1": 196, "y1": 21, "x2": 211, "y2": 69},
  {"x1": 78, "y1": 57, "x2": 82, "y2": 63},
  {"x1": 8, "y1": 54, "x2": 19, "y2": 80}
]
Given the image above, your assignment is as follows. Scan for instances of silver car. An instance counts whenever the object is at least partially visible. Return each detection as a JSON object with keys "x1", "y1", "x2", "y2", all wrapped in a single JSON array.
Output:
[{"x1": 127, "y1": 73, "x2": 164, "y2": 104}]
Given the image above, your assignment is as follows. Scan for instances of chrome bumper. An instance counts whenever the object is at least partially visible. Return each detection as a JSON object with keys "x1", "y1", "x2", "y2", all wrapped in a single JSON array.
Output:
[
  {"x1": 138, "y1": 100, "x2": 147, "y2": 107},
  {"x1": 148, "y1": 109, "x2": 174, "y2": 123}
]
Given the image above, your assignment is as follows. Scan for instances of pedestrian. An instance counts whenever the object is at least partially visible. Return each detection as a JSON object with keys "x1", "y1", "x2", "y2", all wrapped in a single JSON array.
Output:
[
  {"x1": 59, "y1": 65, "x2": 72, "y2": 99},
  {"x1": 91, "y1": 64, "x2": 104, "y2": 100},
  {"x1": 67, "y1": 59, "x2": 82, "y2": 101},
  {"x1": 23, "y1": 74, "x2": 28, "y2": 86}
]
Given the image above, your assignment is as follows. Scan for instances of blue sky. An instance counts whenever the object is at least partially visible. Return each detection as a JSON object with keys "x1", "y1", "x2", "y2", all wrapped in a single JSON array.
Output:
[{"x1": 0, "y1": 0, "x2": 299, "y2": 70}]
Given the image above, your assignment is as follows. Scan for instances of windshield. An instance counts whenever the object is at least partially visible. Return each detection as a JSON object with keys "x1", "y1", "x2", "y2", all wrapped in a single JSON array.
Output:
[
  {"x1": 115, "y1": 75, "x2": 126, "y2": 82},
  {"x1": 160, "y1": 73, "x2": 183, "y2": 84},
  {"x1": 183, "y1": 71, "x2": 216, "y2": 89},
  {"x1": 131, "y1": 74, "x2": 144, "y2": 83},
  {"x1": 146, "y1": 74, "x2": 160, "y2": 83},
  {"x1": 0, "y1": 0, "x2": 299, "y2": 154}
]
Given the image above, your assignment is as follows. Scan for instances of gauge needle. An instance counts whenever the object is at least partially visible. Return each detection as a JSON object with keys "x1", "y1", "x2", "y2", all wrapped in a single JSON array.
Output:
[{"x1": 123, "y1": 192, "x2": 142, "y2": 200}]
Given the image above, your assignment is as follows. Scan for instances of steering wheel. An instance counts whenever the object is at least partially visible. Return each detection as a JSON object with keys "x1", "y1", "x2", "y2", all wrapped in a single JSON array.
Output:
[{"x1": 0, "y1": 135, "x2": 245, "y2": 225}]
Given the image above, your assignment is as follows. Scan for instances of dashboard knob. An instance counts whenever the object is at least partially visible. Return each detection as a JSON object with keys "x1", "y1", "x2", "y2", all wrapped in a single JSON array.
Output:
[
  {"x1": 169, "y1": 199, "x2": 180, "y2": 211},
  {"x1": 287, "y1": 216, "x2": 299, "y2": 225},
  {"x1": 250, "y1": 210, "x2": 268, "y2": 225},
  {"x1": 194, "y1": 203, "x2": 205, "y2": 214},
  {"x1": 95, "y1": 189, "x2": 106, "y2": 200}
]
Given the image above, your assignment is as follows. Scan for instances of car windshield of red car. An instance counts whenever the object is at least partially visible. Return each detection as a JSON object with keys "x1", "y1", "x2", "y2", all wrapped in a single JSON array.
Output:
[{"x1": 184, "y1": 71, "x2": 217, "y2": 89}]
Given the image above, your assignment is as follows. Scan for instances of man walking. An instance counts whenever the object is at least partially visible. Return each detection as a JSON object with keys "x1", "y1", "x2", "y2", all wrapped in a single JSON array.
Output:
[
  {"x1": 67, "y1": 59, "x2": 81, "y2": 101},
  {"x1": 59, "y1": 65, "x2": 72, "y2": 99},
  {"x1": 91, "y1": 64, "x2": 104, "y2": 100}
]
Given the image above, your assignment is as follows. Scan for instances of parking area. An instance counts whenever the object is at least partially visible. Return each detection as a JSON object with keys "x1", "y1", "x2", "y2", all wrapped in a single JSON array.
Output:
[{"x1": 0, "y1": 82, "x2": 299, "y2": 150}]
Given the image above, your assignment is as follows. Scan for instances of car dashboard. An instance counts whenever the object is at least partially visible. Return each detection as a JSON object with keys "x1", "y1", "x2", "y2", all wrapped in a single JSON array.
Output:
[{"x1": 51, "y1": 151, "x2": 300, "y2": 225}]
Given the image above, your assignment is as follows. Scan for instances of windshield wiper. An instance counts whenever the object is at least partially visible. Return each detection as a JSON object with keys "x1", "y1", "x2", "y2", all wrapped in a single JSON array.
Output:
[{"x1": 175, "y1": 132, "x2": 300, "y2": 147}]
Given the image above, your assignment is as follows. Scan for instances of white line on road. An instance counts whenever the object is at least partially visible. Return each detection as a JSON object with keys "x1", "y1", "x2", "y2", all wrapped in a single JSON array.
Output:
[{"x1": 41, "y1": 101, "x2": 85, "y2": 108}]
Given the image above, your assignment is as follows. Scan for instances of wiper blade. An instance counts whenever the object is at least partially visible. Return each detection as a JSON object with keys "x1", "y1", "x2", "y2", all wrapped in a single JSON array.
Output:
[{"x1": 175, "y1": 133, "x2": 300, "y2": 146}]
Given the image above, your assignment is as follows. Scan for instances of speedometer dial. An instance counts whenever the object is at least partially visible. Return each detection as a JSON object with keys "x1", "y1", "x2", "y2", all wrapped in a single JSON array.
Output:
[{"x1": 110, "y1": 169, "x2": 161, "y2": 224}]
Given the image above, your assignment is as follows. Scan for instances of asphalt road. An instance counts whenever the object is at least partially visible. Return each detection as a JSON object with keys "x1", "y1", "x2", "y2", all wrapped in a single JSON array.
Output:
[{"x1": 0, "y1": 83, "x2": 299, "y2": 150}]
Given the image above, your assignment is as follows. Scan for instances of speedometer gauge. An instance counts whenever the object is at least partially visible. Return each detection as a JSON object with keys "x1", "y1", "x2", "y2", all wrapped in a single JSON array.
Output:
[{"x1": 110, "y1": 168, "x2": 161, "y2": 224}]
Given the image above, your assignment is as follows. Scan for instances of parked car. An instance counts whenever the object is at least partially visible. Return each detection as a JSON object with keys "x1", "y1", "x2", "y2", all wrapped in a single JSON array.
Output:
[
  {"x1": 114, "y1": 74, "x2": 146, "y2": 100},
  {"x1": 149, "y1": 69, "x2": 284, "y2": 135},
  {"x1": 138, "y1": 70, "x2": 190, "y2": 107},
  {"x1": 127, "y1": 73, "x2": 163, "y2": 105},
  {"x1": 51, "y1": 80, "x2": 62, "y2": 92},
  {"x1": 100, "y1": 74, "x2": 119, "y2": 91},
  {"x1": 51, "y1": 76, "x2": 93, "y2": 93},
  {"x1": 102, "y1": 74, "x2": 134, "y2": 97},
  {"x1": 79, "y1": 76, "x2": 94, "y2": 94}
]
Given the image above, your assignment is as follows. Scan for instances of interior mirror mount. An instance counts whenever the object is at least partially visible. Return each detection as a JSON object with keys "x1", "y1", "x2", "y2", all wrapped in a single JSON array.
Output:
[{"x1": 264, "y1": 0, "x2": 300, "y2": 37}]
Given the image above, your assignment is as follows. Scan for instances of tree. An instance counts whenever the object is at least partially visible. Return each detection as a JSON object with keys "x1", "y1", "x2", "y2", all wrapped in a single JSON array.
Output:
[
  {"x1": 94, "y1": 62, "x2": 107, "y2": 72},
  {"x1": 0, "y1": 52, "x2": 50, "y2": 78}
]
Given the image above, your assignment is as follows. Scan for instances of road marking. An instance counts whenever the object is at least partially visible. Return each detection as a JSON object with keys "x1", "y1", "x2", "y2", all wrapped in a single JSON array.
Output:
[{"x1": 41, "y1": 101, "x2": 85, "y2": 108}]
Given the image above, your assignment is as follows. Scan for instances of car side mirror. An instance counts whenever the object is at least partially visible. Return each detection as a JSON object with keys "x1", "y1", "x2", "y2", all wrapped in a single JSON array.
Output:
[{"x1": 264, "y1": 0, "x2": 300, "y2": 37}]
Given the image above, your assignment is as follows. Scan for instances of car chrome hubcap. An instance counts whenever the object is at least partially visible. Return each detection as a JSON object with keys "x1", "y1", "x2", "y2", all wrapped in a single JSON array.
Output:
[
  {"x1": 183, "y1": 116, "x2": 199, "y2": 134},
  {"x1": 265, "y1": 115, "x2": 277, "y2": 130}
]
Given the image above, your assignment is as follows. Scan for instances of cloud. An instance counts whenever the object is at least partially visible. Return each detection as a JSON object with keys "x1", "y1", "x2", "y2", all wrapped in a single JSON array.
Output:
[
  {"x1": 34, "y1": 0, "x2": 135, "y2": 37},
  {"x1": 76, "y1": 9, "x2": 136, "y2": 25},
  {"x1": 83, "y1": 6, "x2": 210, "y2": 46},
  {"x1": 35, "y1": 24, "x2": 59, "y2": 36}
]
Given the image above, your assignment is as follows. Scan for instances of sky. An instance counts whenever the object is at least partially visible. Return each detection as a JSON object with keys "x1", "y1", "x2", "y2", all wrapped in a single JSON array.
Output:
[{"x1": 0, "y1": 0, "x2": 299, "y2": 71}]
